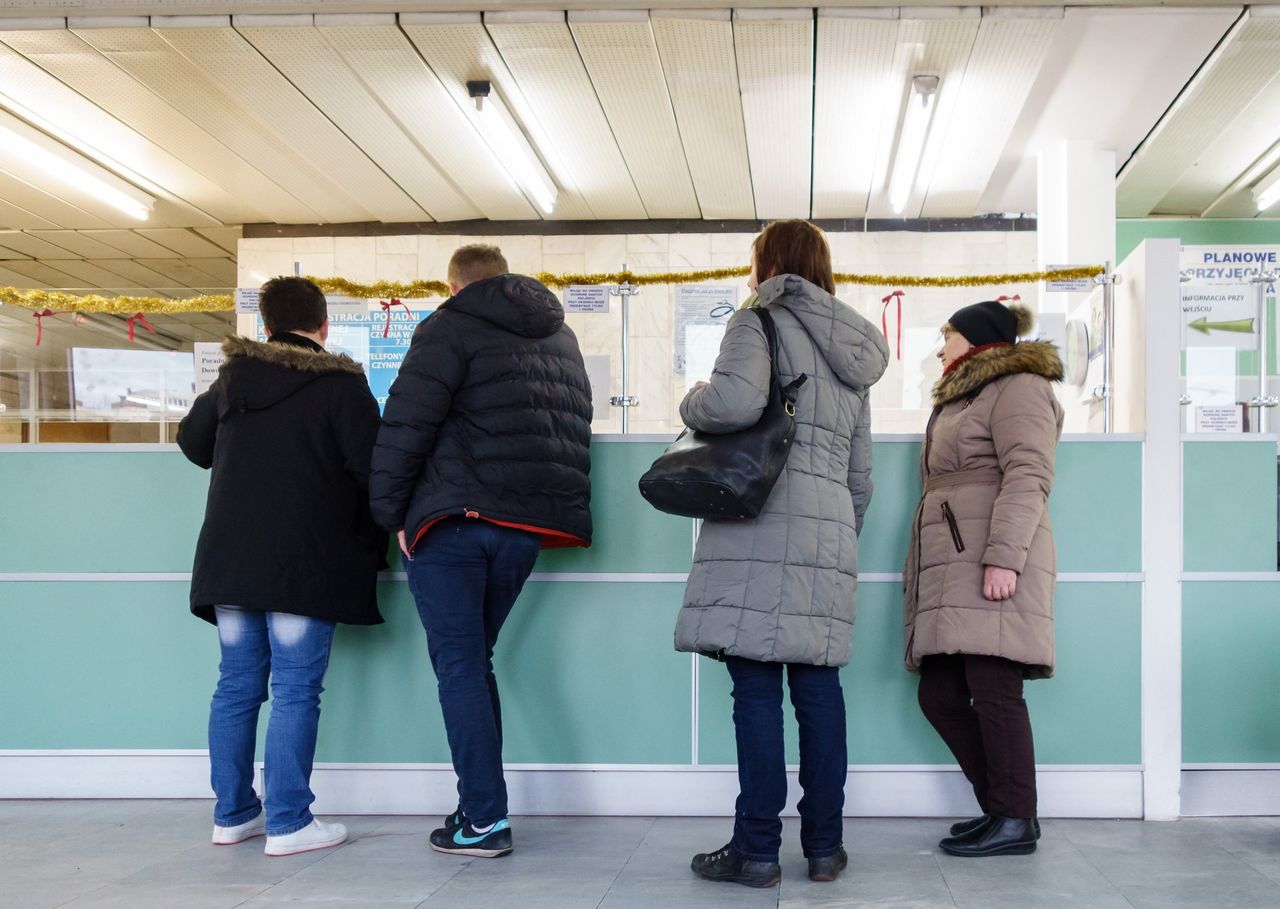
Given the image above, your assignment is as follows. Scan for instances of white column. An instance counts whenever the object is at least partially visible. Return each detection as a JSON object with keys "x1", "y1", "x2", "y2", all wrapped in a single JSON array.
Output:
[{"x1": 1140, "y1": 237, "x2": 1184, "y2": 820}]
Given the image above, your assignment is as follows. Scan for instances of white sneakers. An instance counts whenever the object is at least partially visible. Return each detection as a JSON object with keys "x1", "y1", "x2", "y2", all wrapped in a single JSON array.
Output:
[
  {"x1": 212, "y1": 812, "x2": 266, "y2": 845},
  {"x1": 264, "y1": 819, "x2": 348, "y2": 857},
  {"x1": 212, "y1": 815, "x2": 347, "y2": 856}
]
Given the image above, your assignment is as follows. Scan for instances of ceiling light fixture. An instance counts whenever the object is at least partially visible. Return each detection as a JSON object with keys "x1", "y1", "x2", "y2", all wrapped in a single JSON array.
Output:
[
  {"x1": 466, "y1": 80, "x2": 558, "y2": 216},
  {"x1": 887, "y1": 75, "x2": 940, "y2": 216},
  {"x1": 1252, "y1": 162, "x2": 1280, "y2": 213},
  {"x1": 0, "y1": 112, "x2": 155, "y2": 221}
]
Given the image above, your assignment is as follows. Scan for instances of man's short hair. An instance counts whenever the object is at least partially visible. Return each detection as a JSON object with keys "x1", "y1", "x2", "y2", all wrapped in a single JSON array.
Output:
[
  {"x1": 448, "y1": 244, "x2": 509, "y2": 290},
  {"x1": 259, "y1": 276, "x2": 327, "y2": 334}
]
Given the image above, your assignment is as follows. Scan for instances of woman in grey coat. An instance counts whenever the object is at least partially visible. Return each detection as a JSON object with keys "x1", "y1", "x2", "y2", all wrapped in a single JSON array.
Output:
[{"x1": 675, "y1": 220, "x2": 888, "y2": 887}]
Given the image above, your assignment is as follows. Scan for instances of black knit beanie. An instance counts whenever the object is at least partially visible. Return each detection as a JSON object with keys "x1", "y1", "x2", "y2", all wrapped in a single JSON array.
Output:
[{"x1": 946, "y1": 300, "x2": 1019, "y2": 347}]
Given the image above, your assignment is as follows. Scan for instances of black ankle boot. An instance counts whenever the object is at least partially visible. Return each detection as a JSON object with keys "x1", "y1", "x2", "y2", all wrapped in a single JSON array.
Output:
[
  {"x1": 808, "y1": 847, "x2": 848, "y2": 882},
  {"x1": 949, "y1": 814, "x2": 1041, "y2": 840},
  {"x1": 691, "y1": 843, "x2": 781, "y2": 887},
  {"x1": 940, "y1": 816, "x2": 1037, "y2": 856}
]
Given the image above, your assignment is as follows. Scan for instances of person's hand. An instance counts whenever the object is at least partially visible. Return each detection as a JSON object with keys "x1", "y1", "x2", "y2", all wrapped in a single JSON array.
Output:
[
  {"x1": 397, "y1": 529, "x2": 410, "y2": 558},
  {"x1": 983, "y1": 566, "x2": 1017, "y2": 601}
]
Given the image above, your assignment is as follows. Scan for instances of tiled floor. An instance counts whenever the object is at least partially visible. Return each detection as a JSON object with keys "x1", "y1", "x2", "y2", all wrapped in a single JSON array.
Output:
[{"x1": 4, "y1": 801, "x2": 1280, "y2": 908}]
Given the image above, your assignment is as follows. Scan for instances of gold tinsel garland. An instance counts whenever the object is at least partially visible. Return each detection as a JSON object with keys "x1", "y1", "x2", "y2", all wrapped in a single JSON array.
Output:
[{"x1": 1, "y1": 266, "x2": 1103, "y2": 315}]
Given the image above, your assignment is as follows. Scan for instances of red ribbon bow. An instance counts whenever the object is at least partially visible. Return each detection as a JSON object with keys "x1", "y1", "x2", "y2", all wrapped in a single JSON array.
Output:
[
  {"x1": 881, "y1": 290, "x2": 904, "y2": 360},
  {"x1": 126, "y1": 312, "x2": 156, "y2": 342},
  {"x1": 995, "y1": 294, "x2": 1021, "y2": 304},
  {"x1": 32, "y1": 309, "x2": 68, "y2": 346},
  {"x1": 380, "y1": 298, "x2": 411, "y2": 338}
]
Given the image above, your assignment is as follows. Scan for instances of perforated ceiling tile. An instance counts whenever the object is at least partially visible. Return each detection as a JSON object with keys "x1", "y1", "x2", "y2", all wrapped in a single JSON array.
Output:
[
  {"x1": 24, "y1": 230, "x2": 127, "y2": 259},
  {"x1": 235, "y1": 20, "x2": 480, "y2": 222},
  {"x1": 733, "y1": 10, "x2": 814, "y2": 219},
  {"x1": 194, "y1": 226, "x2": 242, "y2": 254},
  {"x1": 0, "y1": 28, "x2": 310, "y2": 224},
  {"x1": 133, "y1": 228, "x2": 229, "y2": 258},
  {"x1": 569, "y1": 12, "x2": 699, "y2": 219},
  {"x1": 152, "y1": 23, "x2": 428, "y2": 224},
  {"x1": 813, "y1": 11, "x2": 898, "y2": 219},
  {"x1": 0, "y1": 169, "x2": 111, "y2": 230},
  {"x1": 651, "y1": 11, "x2": 754, "y2": 219},
  {"x1": 400, "y1": 15, "x2": 593, "y2": 220},
  {"x1": 483, "y1": 15, "x2": 646, "y2": 219},
  {"x1": 1118, "y1": 11, "x2": 1280, "y2": 217},
  {"x1": 313, "y1": 22, "x2": 536, "y2": 221},
  {"x1": 865, "y1": 11, "x2": 981, "y2": 220},
  {"x1": 0, "y1": 230, "x2": 79, "y2": 258},
  {"x1": 921, "y1": 12, "x2": 1059, "y2": 218}
]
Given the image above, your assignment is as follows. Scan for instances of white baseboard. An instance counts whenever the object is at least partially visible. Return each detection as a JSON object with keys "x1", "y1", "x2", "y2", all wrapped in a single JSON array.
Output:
[
  {"x1": 1181, "y1": 770, "x2": 1280, "y2": 816},
  {"x1": 0, "y1": 752, "x2": 1143, "y2": 818}
]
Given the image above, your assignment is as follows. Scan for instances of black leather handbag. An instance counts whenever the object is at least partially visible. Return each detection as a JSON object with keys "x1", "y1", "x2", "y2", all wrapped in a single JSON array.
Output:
[{"x1": 638, "y1": 308, "x2": 806, "y2": 520}]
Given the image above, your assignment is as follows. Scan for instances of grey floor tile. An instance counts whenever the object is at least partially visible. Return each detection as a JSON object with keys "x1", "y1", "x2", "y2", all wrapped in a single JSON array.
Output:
[{"x1": 62, "y1": 882, "x2": 269, "y2": 908}]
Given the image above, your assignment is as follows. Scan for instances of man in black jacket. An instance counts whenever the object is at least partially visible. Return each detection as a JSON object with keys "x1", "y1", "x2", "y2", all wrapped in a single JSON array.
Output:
[
  {"x1": 370, "y1": 244, "x2": 592, "y2": 858},
  {"x1": 180, "y1": 276, "x2": 383, "y2": 858}
]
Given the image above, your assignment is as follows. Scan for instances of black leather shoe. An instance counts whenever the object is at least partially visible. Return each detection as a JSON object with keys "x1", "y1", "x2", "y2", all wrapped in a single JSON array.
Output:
[
  {"x1": 808, "y1": 847, "x2": 848, "y2": 882},
  {"x1": 948, "y1": 815, "x2": 1041, "y2": 840},
  {"x1": 940, "y1": 816, "x2": 1037, "y2": 857},
  {"x1": 691, "y1": 843, "x2": 781, "y2": 888}
]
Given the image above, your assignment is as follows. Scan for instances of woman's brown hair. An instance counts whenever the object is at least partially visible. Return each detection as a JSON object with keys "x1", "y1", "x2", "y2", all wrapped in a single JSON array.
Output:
[{"x1": 751, "y1": 219, "x2": 836, "y2": 295}]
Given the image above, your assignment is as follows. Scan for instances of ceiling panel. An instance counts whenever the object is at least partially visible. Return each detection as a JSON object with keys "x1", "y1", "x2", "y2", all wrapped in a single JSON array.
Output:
[
  {"x1": 399, "y1": 13, "x2": 593, "y2": 220},
  {"x1": 484, "y1": 12, "x2": 645, "y2": 219},
  {"x1": 0, "y1": 194, "x2": 60, "y2": 231},
  {"x1": 152, "y1": 19, "x2": 428, "y2": 223},
  {"x1": 651, "y1": 10, "x2": 754, "y2": 218},
  {"x1": 0, "y1": 168, "x2": 112, "y2": 230},
  {"x1": 1118, "y1": 10, "x2": 1280, "y2": 217},
  {"x1": 0, "y1": 230, "x2": 81, "y2": 259},
  {"x1": 866, "y1": 11, "x2": 981, "y2": 219},
  {"x1": 234, "y1": 15, "x2": 478, "y2": 222},
  {"x1": 812, "y1": 10, "x2": 898, "y2": 219},
  {"x1": 921, "y1": 11, "x2": 1059, "y2": 217},
  {"x1": 0, "y1": 26, "x2": 312, "y2": 224},
  {"x1": 194, "y1": 227, "x2": 241, "y2": 254},
  {"x1": 41, "y1": 258, "x2": 142, "y2": 288},
  {"x1": 25, "y1": 230, "x2": 130, "y2": 259},
  {"x1": 0, "y1": 258, "x2": 91, "y2": 288},
  {"x1": 734, "y1": 9, "x2": 813, "y2": 219},
  {"x1": 569, "y1": 11, "x2": 699, "y2": 219},
  {"x1": 133, "y1": 258, "x2": 229, "y2": 288},
  {"x1": 314, "y1": 18, "x2": 536, "y2": 221},
  {"x1": 82, "y1": 258, "x2": 179, "y2": 290},
  {"x1": 79, "y1": 229, "x2": 181, "y2": 258},
  {"x1": 134, "y1": 228, "x2": 229, "y2": 258}
]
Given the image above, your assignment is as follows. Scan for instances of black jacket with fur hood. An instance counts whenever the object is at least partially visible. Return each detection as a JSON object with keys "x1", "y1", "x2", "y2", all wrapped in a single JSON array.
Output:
[{"x1": 179, "y1": 333, "x2": 385, "y2": 626}]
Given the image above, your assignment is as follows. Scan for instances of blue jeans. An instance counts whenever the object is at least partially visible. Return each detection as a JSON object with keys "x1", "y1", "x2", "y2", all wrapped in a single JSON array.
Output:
[
  {"x1": 725, "y1": 656, "x2": 847, "y2": 862},
  {"x1": 208, "y1": 607, "x2": 336, "y2": 836},
  {"x1": 404, "y1": 518, "x2": 541, "y2": 827}
]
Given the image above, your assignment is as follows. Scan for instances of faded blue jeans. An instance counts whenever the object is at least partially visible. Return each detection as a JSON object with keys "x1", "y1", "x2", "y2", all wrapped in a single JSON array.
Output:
[{"x1": 208, "y1": 606, "x2": 336, "y2": 836}]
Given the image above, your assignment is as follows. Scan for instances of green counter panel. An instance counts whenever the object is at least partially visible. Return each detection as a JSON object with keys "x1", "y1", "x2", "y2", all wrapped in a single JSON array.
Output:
[
  {"x1": 1183, "y1": 581, "x2": 1280, "y2": 764},
  {"x1": 1183, "y1": 442, "x2": 1278, "y2": 572},
  {"x1": 697, "y1": 582, "x2": 1142, "y2": 766}
]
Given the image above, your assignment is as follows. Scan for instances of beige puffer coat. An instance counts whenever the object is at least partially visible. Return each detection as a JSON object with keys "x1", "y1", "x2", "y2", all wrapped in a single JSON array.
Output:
[{"x1": 903, "y1": 340, "x2": 1064, "y2": 679}]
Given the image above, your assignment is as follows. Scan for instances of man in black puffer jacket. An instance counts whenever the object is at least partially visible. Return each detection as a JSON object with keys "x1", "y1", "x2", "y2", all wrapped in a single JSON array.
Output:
[{"x1": 370, "y1": 244, "x2": 592, "y2": 858}]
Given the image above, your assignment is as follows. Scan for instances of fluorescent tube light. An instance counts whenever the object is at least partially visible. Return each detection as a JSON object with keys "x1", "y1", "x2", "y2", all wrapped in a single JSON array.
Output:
[
  {"x1": 1253, "y1": 163, "x2": 1280, "y2": 213},
  {"x1": 467, "y1": 81, "x2": 558, "y2": 216},
  {"x1": 887, "y1": 75, "x2": 940, "y2": 216},
  {"x1": 0, "y1": 112, "x2": 154, "y2": 220}
]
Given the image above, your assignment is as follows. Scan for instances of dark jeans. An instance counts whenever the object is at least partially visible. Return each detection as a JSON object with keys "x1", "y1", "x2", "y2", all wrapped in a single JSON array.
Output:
[
  {"x1": 725, "y1": 656, "x2": 847, "y2": 863},
  {"x1": 404, "y1": 517, "x2": 541, "y2": 827},
  {"x1": 917, "y1": 653, "x2": 1038, "y2": 819}
]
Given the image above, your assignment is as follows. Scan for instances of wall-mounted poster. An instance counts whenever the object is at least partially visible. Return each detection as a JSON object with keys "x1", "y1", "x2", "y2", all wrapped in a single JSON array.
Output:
[
  {"x1": 369, "y1": 301, "x2": 432, "y2": 409},
  {"x1": 674, "y1": 285, "x2": 739, "y2": 386}
]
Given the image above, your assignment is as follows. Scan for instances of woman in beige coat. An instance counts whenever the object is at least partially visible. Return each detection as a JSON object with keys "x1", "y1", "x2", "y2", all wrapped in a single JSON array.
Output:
[{"x1": 903, "y1": 300, "x2": 1063, "y2": 857}]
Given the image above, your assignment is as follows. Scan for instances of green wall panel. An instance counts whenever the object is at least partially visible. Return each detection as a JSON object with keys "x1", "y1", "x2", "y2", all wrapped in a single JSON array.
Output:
[
  {"x1": 533, "y1": 442, "x2": 692, "y2": 574},
  {"x1": 1184, "y1": 582, "x2": 1280, "y2": 764},
  {"x1": 1183, "y1": 442, "x2": 1278, "y2": 572},
  {"x1": 855, "y1": 442, "x2": 921, "y2": 575},
  {"x1": 1051, "y1": 442, "x2": 1142, "y2": 573},
  {"x1": 697, "y1": 582, "x2": 1141, "y2": 766},
  {"x1": 1117, "y1": 219, "x2": 1280, "y2": 263}
]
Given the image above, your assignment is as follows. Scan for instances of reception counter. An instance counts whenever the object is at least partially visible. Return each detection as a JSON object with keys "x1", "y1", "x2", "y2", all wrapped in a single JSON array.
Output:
[{"x1": 1, "y1": 435, "x2": 1275, "y2": 818}]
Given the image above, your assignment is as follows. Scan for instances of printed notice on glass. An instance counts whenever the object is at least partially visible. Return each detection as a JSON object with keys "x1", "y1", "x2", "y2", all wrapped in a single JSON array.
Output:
[
  {"x1": 235, "y1": 287, "x2": 261, "y2": 314},
  {"x1": 1195, "y1": 406, "x2": 1244, "y2": 433},
  {"x1": 674, "y1": 285, "x2": 739, "y2": 376},
  {"x1": 564, "y1": 285, "x2": 610, "y2": 314},
  {"x1": 1043, "y1": 266, "x2": 1094, "y2": 294},
  {"x1": 193, "y1": 342, "x2": 226, "y2": 394}
]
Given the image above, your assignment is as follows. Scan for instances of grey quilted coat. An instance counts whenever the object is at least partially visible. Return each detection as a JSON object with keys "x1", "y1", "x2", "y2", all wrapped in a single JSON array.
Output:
[{"x1": 673, "y1": 274, "x2": 889, "y2": 667}]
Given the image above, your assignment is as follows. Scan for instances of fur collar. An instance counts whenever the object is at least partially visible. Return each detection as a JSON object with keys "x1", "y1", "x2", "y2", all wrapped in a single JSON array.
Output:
[
  {"x1": 221, "y1": 335, "x2": 364, "y2": 375},
  {"x1": 932, "y1": 340, "x2": 1063, "y2": 406}
]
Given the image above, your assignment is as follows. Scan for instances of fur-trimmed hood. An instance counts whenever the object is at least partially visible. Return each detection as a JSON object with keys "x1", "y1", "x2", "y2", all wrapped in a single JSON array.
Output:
[
  {"x1": 932, "y1": 340, "x2": 1063, "y2": 406},
  {"x1": 218, "y1": 334, "x2": 365, "y2": 414}
]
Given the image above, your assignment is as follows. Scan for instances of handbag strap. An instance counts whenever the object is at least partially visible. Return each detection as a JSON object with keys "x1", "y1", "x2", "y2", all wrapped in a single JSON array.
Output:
[{"x1": 754, "y1": 307, "x2": 807, "y2": 403}]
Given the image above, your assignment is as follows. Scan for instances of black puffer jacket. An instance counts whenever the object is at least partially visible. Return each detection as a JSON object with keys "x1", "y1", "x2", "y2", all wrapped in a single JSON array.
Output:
[
  {"x1": 370, "y1": 274, "x2": 592, "y2": 551},
  {"x1": 179, "y1": 333, "x2": 385, "y2": 625}
]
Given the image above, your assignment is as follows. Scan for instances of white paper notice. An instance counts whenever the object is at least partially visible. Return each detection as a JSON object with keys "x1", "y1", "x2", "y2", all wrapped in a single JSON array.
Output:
[
  {"x1": 234, "y1": 288, "x2": 261, "y2": 314},
  {"x1": 1195, "y1": 406, "x2": 1243, "y2": 433},
  {"x1": 193, "y1": 342, "x2": 225, "y2": 393},
  {"x1": 684, "y1": 323, "x2": 727, "y2": 393},
  {"x1": 565, "y1": 285, "x2": 610, "y2": 314},
  {"x1": 1185, "y1": 346, "x2": 1238, "y2": 406},
  {"x1": 1044, "y1": 265, "x2": 1094, "y2": 294},
  {"x1": 584, "y1": 355, "x2": 611, "y2": 418}
]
